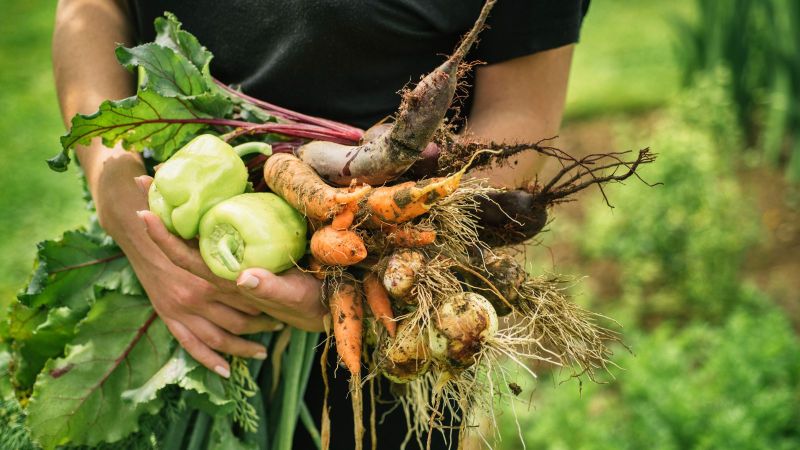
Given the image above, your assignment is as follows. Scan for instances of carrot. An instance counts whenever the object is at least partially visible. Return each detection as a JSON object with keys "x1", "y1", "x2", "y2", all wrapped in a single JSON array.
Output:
[
  {"x1": 361, "y1": 169, "x2": 464, "y2": 225},
  {"x1": 329, "y1": 279, "x2": 365, "y2": 450},
  {"x1": 263, "y1": 153, "x2": 370, "y2": 221},
  {"x1": 330, "y1": 280, "x2": 363, "y2": 375},
  {"x1": 363, "y1": 273, "x2": 396, "y2": 337},
  {"x1": 385, "y1": 224, "x2": 436, "y2": 248},
  {"x1": 331, "y1": 201, "x2": 358, "y2": 231},
  {"x1": 308, "y1": 255, "x2": 326, "y2": 280},
  {"x1": 310, "y1": 225, "x2": 367, "y2": 266},
  {"x1": 296, "y1": 0, "x2": 498, "y2": 186}
]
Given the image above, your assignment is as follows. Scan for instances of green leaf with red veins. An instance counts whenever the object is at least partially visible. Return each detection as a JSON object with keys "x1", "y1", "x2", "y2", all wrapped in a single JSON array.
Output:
[
  {"x1": 153, "y1": 12, "x2": 214, "y2": 78},
  {"x1": 26, "y1": 293, "x2": 171, "y2": 449},
  {"x1": 116, "y1": 43, "x2": 209, "y2": 98},
  {"x1": 8, "y1": 229, "x2": 140, "y2": 392},
  {"x1": 19, "y1": 230, "x2": 139, "y2": 309},
  {"x1": 51, "y1": 89, "x2": 233, "y2": 171}
]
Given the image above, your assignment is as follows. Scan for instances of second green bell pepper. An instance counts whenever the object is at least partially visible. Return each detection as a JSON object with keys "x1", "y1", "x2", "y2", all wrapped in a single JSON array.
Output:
[{"x1": 199, "y1": 193, "x2": 308, "y2": 280}]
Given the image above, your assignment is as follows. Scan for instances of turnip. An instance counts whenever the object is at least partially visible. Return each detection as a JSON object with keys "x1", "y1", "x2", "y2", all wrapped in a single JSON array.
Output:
[
  {"x1": 378, "y1": 321, "x2": 432, "y2": 384},
  {"x1": 382, "y1": 249, "x2": 425, "y2": 304},
  {"x1": 428, "y1": 292, "x2": 498, "y2": 371}
]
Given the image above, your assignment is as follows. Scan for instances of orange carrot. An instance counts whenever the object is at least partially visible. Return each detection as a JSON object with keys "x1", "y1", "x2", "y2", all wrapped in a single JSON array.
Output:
[
  {"x1": 263, "y1": 153, "x2": 370, "y2": 221},
  {"x1": 310, "y1": 225, "x2": 367, "y2": 266},
  {"x1": 363, "y1": 272, "x2": 396, "y2": 337},
  {"x1": 330, "y1": 280, "x2": 364, "y2": 375},
  {"x1": 386, "y1": 224, "x2": 436, "y2": 247},
  {"x1": 363, "y1": 169, "x2": 464, "y2": 225},
  {"x1": 308, "y1": 255, "x2": 326, "y2": 280},
  {"x1": 329, "y1": 279, "x2": 365, "y2": 450},
  {"x1": 331, "y1": 201, "x2": 358, "y2": 231}
]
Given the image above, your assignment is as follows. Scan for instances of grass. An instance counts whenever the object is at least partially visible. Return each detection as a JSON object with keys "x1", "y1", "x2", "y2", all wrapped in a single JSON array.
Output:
[
  {"x1": 565, "y1": 0, "x2": 694, "y2": 120},
  {"x1": 0, "y1": 2, "x2": 89, "y2": 305}
]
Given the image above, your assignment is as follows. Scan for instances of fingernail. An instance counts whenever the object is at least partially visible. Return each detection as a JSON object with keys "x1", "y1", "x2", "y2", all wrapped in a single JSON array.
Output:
[
  {"x1": 273, "y1": 323, "x2": 285, "y2": 331},
  {"x1": 133, "y1": 176, "x2": 147, "y2": 194},
  {"x1": 135, "y1": 210, "x2": 147, "y2": 219},
  {"x1": 238, "y1": 273, "x2": 260, "y2": 289},
  {"x1": 254, "y1": 351, "x2": 268, "y2": 360},
  {"x1": 214, "y1": 365, "x2": 231, "y2": 378}
]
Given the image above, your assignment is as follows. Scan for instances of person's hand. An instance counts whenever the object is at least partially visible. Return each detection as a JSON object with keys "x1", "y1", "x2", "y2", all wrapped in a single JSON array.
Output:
[{"x1": 134, "y1": 176, "x2": 327, "y2": 375}]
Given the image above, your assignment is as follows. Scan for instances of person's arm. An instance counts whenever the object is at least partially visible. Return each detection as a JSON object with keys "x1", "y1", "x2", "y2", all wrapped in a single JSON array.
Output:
[
  {"x1": 465, "y1": 44, "x2": 574, "y2": 188},
  {"x1": 52, "y1": 0, "x2": 325, "y2": 377}
]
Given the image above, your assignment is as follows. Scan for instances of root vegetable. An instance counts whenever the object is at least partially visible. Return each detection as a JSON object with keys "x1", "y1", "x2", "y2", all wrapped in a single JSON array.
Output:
[
  {"x1": 378, "y1": 321, "x2": 431, "y2": 383},
  {"x1": 329, "y1": 279, "x2": 365, "y2": 450},
  {"x1": 263, "y1": 153, "x2": 371, "y2": 221},
  {"x1": 385, "y1": 224, "x2": 436, "y2": 248},
  {"x1": 475, "y1": 190, "x2": 549, "y2": 246},
  {"x1": 330, "y1": 280, "x2": 363, "y2": 376},
  {"x1": 308, "y1": 255, "x2": 326, "y2": 280},
  {"x1": 296, "y1": 0, "x2": 497, "y2": 186},
  {"x1": 467, "y1": 252, "x2": 527, "y2": 315},
  {"x1": 382, "y1": 249, "x2": 425, "y2": 303},
  {"x1": 331, "y1": 202, "x2": 357, "y2": 231},
  {"x1": 363, "y1": 273, "x2": 396, "y2": 337},
  {"x1": 310, "y1": 225, "x2": 367, "y2": 266},
  {"x1": 362, "y1": 170, "x2": 464, "y2": 225},
  {"x1": 428, "y1": 292, "x2": 498, "y2": 370}
]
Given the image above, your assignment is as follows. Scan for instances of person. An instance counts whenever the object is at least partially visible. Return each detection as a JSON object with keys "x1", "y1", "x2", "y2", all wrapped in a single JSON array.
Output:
[{"x1": 52, "y1": 0, "x2": 589, "y2": 447}]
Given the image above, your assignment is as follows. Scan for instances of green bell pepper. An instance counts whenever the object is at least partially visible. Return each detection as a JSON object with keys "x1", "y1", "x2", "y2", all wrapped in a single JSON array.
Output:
[
  {"x1": 199, "y1": 193, "x2": 308, "y2": 280},
  {"x1": 148, "y1": 134, "x2": 271, "y2": 239}
]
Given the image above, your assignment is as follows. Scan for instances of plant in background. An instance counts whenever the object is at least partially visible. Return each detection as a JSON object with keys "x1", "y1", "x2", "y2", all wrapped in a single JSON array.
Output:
[
  {"x1": 675, "y1": 0, "x2": 800, "y2": 180},
  {"x1": 580, "y1": 71, "x2": 758, "y2": 325},
  {"x1": 500, "y1": 292, "x2": 800, "y2": 450}
]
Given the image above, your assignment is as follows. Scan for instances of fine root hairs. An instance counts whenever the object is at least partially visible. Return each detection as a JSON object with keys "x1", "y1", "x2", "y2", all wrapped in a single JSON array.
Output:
[
  {"x1": 421, "y1": 178, "x2": 499, "y2": 261},
  {"x1": 385, "y1": 273, "x2": 622, "y2": 449},
  {"x1": 516, "y1": 276, "x2": 621, "y2": 382},
  {"x1": 401, "y1": 252, "x2": 462, "y2": 333}
]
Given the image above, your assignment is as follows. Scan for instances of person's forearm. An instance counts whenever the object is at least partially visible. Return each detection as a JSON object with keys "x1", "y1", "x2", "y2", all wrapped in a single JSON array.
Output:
[
  {"x1": 464, "y1": 46, "x2": 574, "y2": 188},
  {"x1": 52, "y1": 0, "x2": 165, "y2": 272}
]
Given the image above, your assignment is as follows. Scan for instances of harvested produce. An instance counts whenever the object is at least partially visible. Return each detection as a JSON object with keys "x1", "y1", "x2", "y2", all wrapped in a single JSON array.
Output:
[
  {"x1": 147, "y1": 134, "x2": 271, "y2": 238},
  {"x1": 14, "y1": 3, "x2": 657, "y2": 449},
  {"x1": 263, "y1": 152, "x2": 371, "y2": 221},
  {"x1": 378, "y1": 320, "x2": 431, "y2": 383},
  {"x1": 309, "y1": 225, "x2": 367, "y2": 266},
  {"x1": 428, "y1": 292, "x2": 499, "y2": 371},
  {"x1": 382, "y1": 249, "x2": 425, "y2": 304},
  {"x1": 295, "y1": 0, "x2": 497, "y2": 186},
  {"x1": 198, "y1": 193, "x2": 307, "y2": 280},
  {"x1": 363, "y1": 272, "x2": 396, "y2": 337}
]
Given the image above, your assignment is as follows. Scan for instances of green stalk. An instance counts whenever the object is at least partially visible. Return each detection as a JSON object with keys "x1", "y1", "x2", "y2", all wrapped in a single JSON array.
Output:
[
  {"x1": 186, "y1": 411, "x2": 211, "y2": 450},
  {"x1": 160, "y1": 405, "x2": 192, "y2": 449},
  {"x1": 249, "y1": 332, "x2": 274, "y2": 450},
  {"x1": 233, "y1": 142, "x2": 272, "y2": 158},
  {"x1": 299, "y1": 401, "x2": 323, "y2": 450},
  {"x1": 216, "y1": 233, "x2": 242, "y2": 273},
  {"x1": 273, "y1": 329, "x2": 309, "y2": 450},
  {"x1": 297, "y1": 332, "x2": 320, "y2": 404}
]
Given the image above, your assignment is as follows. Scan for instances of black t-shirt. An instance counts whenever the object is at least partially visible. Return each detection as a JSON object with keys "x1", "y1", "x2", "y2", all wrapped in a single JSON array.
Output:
[
  {"x1": 131, "y1": 0, "x2": 589, "y2": 129},
  {"x1": 129, "y1": 2, "x2": 589, "y2": 448}
]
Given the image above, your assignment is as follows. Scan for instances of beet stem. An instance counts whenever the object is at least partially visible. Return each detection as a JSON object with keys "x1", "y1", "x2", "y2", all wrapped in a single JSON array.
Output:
[{"x1": 214, "y1": 79, "x2": 363, "y2": 142}]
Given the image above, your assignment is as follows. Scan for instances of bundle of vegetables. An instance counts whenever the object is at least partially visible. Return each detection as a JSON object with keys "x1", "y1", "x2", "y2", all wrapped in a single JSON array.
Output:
[{"x1": 2, "y1": 1, "x2": 656, "y2": 449}]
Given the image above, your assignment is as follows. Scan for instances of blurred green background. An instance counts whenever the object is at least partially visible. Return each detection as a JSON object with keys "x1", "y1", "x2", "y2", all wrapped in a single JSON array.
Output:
[{"x1": 0, "y1": 0, "x2": 798, "y2": 449}]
